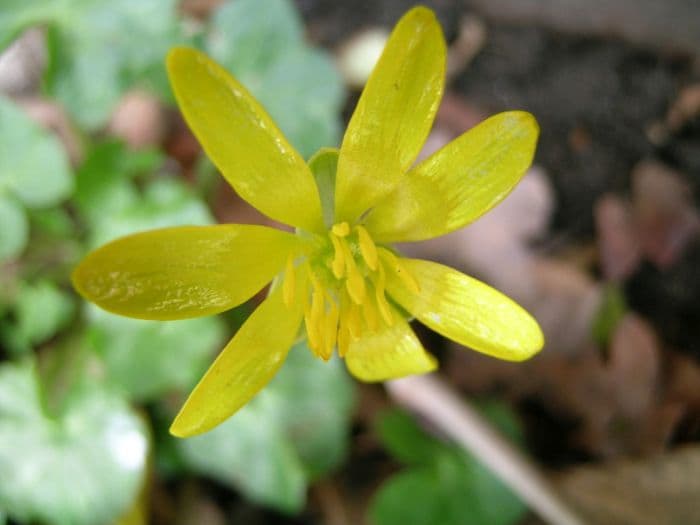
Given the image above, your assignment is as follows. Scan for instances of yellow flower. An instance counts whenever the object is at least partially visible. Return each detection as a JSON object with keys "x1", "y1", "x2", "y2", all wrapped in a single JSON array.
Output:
[{"x1": 72, "y1": 7, "x2": 543, "y2": 437}]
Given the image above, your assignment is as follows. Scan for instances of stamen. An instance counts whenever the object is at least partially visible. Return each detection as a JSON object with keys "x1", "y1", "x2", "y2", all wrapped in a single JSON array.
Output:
[
  {"x1": 362, "y1": 292, "x2": 379, "y2": 331},
  {"x1": 321, "y1": 297, "x2": 339, "y2": 360},
  {"x1": 356, "y1": 225, "x2": 378, "y2": 270},
  {"x1": 306, "y1": 275, "x2": 326, "y2": 356},
  {"x1": 329, "y1": 234, "x2": 346, "y2": 278},
  {"x1": 331, "y1": 222, "x2": 351, "y2": 237},
  {"x1": 283, "y1": 255, "x2": 296, "y2": 308},
  {"x1": 304, "y1": 309, "x2": 320, "y2": 351},
  {"x1": 337, "y1": 321, "x2": 351, "y2": 358},
  {"x1": 339, "y1": 290, "x2": 359, "y2": 344},
  {"x1": 347, "y1": 299, "x2": 362, "y2": 339},
  {"x1": 341, "y1": 240, "x2": 366, "y2": 304}
]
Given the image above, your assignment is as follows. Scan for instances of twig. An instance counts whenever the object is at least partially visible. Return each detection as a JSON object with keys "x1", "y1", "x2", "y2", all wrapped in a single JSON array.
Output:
[{"x1": 385, "y1": 374, "x2": 585, "y2": 525}]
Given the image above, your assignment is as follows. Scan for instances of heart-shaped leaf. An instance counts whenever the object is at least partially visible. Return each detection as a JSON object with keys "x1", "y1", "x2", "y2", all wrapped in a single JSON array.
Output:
[
  {"x1": 371, "y1": 403, "x2": 527, "y2": 525},
  {"x1": 0, "y1": 361, "x2": 149, "y2": 525},
  {"x1": 0, "y1": 95, "x2": 72, "y2": 209}
]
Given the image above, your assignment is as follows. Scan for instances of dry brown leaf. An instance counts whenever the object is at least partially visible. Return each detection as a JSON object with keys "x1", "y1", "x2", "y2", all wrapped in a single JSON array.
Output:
[
  {"x1": 529, "y1": 258, "x2": 601, "y2": 356},
  {"x1": 595, "y1": 194, "x2": 641, "y2": 280},
  {"x1": 109, "y1": 90, "x2": 166, "y2": 149},
  {"x1": 666, "y1": 84, "x2": 700, "y2": 132},
  {"x1": 558, "y1": 446, "x2": 700, "y2": 525},
  {"x1": 609, "y1": 314, "x2": 660, "y2": 420},
  {"x1": 632, "y1": 160, "x2": 700, "y2": 268}
]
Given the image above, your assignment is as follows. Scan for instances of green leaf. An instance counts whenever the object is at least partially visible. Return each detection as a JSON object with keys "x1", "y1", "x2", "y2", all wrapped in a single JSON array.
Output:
[
  {"x1": 0, "y1": 361, "x2": 149, "y2": 525},
  {"x1": 75, "y1": 143, "x2": 222, "y2": 400},
  {"x1": 40, "y1": 0, "x2": 182, "y2": 128},
  {"x1": 29, "y1": 207, "x2": 76, "y2": 238},
  {"x1": 0, "y1": 95, "x2": 72, "y2": 208},
  {"x1": 0, "y1": 0, "x2": 54, "y2": 51},
  {"x1": 75, "y1": 140, "x2": 163, "y2": 224},
  {"x1": 370, "y1": 467, "x2": 450, "y2": 525},
  {"x1": 256, "y1": 48, "x2": 343, "y2": 158},
  {"x1": 270, "y1": 342, "x2": 355, "y2": 478},
  {"x1": 592, "y1": 283, "x2": 628, "y2": 347},
  {"x1": 0, "y1": 194, "x2": 28, "y2": 262},
  {"x1": 1, "y1": 280, "x2": 74, "y2": 355},
  {"x1": 376, "y1": 409, "x2": 449, "y2": 466},
  {"x1": 178, "y1": 399, "x2": 307, "y2": 513},
  {"x1": 371, "y1": 403, "x2": 527, "y2": 525},
  {"x1": 87, "y1": 176, "x2": 213, "y2": 247},
  {"x1": 86, "y1": 304, "x2": 225, "y2": 401},
  {"x1": 207, "y1": 0, "x2": 303, "y2": 75},
  {"x1": 178, "y1": 342, "x2": 355, "y2": 513},
  {"x1": 207, "y1": 0, "x2": 344, "y2": 157}
]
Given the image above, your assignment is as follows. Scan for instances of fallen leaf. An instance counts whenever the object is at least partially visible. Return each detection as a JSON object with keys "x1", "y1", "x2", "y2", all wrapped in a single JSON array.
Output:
[
  {"x1": 558, "y1": 446, "x2": 700, "y2": 525},
  {"x1": 632, "y1": 160, "x2": 700, "y2": 268},
  {"x1": 594, "y1": 194, "x2": 641, "y2": 280},
  {"x1": 109, "y1": 90, "x2": 166, "y2": 149},
  {"x1": 609, "y1": 314, "x2": 659, "y2": 420}
]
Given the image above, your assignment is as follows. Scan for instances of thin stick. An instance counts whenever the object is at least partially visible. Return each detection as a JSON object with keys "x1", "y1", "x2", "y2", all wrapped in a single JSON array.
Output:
[{"x1": 386, "y1": 374, "x2": 585, "y2": 525}]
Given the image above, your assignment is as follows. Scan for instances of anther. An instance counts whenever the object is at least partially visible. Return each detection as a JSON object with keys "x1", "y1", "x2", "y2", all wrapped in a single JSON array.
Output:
[
  {"x1": 356, "y1": 225, "x2": 378, "y2": 270},
  {"x1": 341, "y1": 241, "x2": 366, "y2": 304},
  {"x1": 329, "y1": 234, "x2": 346, "y2": 279},
  {"x1": 282, "y1": 255, "x2": 296, "y2": 308},
  {"x1": 331, "y1": 222, "x2": 351, "y2": 237},
  {"x1": 321, "y1": 298, "x2": 339, "y2": 360}
]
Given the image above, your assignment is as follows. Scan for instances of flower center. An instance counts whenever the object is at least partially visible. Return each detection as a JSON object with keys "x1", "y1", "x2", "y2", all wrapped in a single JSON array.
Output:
[{"x1": 282, "y1": 222, "x2": 419, "y2": 360}]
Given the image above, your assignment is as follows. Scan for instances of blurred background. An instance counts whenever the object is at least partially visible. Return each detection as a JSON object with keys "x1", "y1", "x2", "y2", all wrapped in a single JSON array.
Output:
[{"x1": 0, "y1": 0, "x2": 699, "y2": 524}]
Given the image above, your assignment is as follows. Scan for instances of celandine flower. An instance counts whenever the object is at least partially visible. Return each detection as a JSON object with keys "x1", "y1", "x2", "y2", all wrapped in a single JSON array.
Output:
[{"x1": 73, "y1": 7, "x2": 543, "y2": 437}]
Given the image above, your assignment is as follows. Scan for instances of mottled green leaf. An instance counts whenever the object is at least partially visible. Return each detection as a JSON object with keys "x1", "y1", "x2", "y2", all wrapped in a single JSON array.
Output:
[
  {"x1": 87, "y1": 177, "x2": 212, "y2": 247},
  {"x1": 0, "y1": 361, "x2": 149, "y2": 525},
  {"x1": 86, "y1": 304, "x2": 225, "y2": 401},
  {"x1": 75, "y1": 140, "x2": 163, "y2": 224},
  {"x1": 268, "y1": 342, "x2": 355, "y2": 478},
  {"x1": 75, "y1": 143, "x2": 221, "y2": 399},
  {"x1": 1, "y1": 280, "x2": 74, "y2": 354},
  {"x1": 0, "y1": 95, "x2": 72, "y2": 208},
  {"x1": 178, "y1": 399, "x2": 307, "y2": 513},
  {"x1": 42, "y1": 0, "x2": 182, "y2": 128},
  {"x1": 178, "y1": 342, "x2": 354, "y2": 513},
  {"x1": 255, "y1": 48, "x2": 343, "y2": 158},
  {"x1": 207, "y1": 0, "x2": 302, "y2": 75}
]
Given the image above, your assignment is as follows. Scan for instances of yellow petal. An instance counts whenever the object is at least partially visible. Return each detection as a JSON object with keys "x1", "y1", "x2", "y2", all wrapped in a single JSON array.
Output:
[
  {"x1": 345, "y1": 306, "x2": 437, "y2": 382},
  {"x1": 334, "y1": 7, "x2": 445, "y2": 223},
  {"x1": 170, "y1": 280, "x2": 304, "y2": 437},
  {"x1": 365, "y1": 112, "x2": 539, "y2": 242},
  {"x1": 384, "y1": 257, "x2": 544, "y2": 361},
  {"x1": 167, "y1": 47, "x2": 324, "y2": 232},
  {"x1": 72, "y1": 225, "x2": 302, "y2": 320}
]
